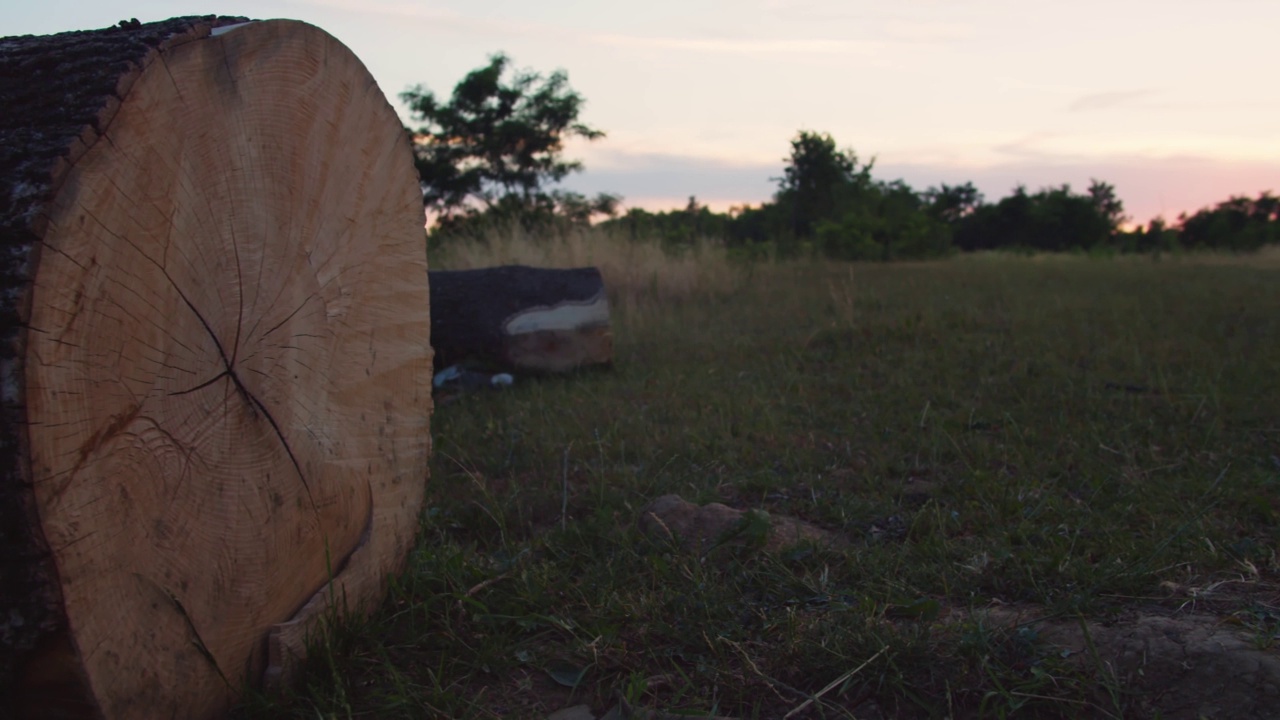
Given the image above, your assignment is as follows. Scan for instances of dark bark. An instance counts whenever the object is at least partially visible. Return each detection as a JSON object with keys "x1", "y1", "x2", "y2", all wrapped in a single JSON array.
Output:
[
  {"x1": 0, "y1": 15, "x2": 249, "y2": 713},
  {"x1": 429, "y1": 265, "x2": 612, "y2": 373}
]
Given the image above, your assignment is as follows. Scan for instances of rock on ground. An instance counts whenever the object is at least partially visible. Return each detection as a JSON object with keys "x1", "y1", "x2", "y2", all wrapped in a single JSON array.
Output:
[{"x1": 637, "y1": 494, "x2": 846, "y2": 554}]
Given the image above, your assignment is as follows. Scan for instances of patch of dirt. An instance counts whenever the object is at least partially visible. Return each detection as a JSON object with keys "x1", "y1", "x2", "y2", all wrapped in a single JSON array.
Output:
[
  {"x1": 637, "y1": 494, "x2": 847, "y2": 554},
  {"x1": 896, "y1": 477, "x2": 941, "y2": 507},
  {"x1": 977, "y1": 605, "x2": 1280, "y2": 719},
  {"x1": 629, "y1": 494, "x2": 1280, "y2": 718}
]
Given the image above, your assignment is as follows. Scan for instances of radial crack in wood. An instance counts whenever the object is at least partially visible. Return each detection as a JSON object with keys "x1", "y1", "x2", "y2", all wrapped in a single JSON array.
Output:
[{"x1": 0, "y1": 16, "x2": 432, "y2": 719}]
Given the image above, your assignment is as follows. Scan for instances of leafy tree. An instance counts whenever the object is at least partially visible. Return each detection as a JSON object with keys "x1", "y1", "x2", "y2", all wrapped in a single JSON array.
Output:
[
  {"x1": 924, "y1": 182, "x2": 984, "y2": 223},
  {"x1": 953, "y1": 183, "x2": 1119, "y2": 253},
  {"x1": 400, "y1": 53, "x2": 607, "y2": 227},
  {"x1": 1128, "y1": 217, "x2": 1179, "y2": 256},
  {"x1": 1087, "y1": 179, "x2": 1127, "y2": 233},
  {"x1": 554, "y1": 191, "x2": 621, "y2": 226},
  {"x1": 1177, "y1": 192, "x2": 1279, "y2": 251},
  {"x1": 816, "y1": 179, "x2": 951, "y2": 261},
  {"x1": 426, "y1": 190, "x2": 620, "y2": 244},
  {"x1": 775, "y1": 131, "x2": 874, "y2": 239},
  {"x1": 724, "y1": 202, "x2": 792, "y2": 254},
  {"x1": 601, "y1": 197, "x2": 730, "y2": 246}
]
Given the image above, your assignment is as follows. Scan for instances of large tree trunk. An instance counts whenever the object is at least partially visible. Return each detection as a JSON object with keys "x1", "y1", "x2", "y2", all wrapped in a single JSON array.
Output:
[
  {"x1": 429, "y1": 265, "x2": 612, "y2": 375},
  {"x1": 0, "y1": 17, "x2": 432, "y2": 719}
]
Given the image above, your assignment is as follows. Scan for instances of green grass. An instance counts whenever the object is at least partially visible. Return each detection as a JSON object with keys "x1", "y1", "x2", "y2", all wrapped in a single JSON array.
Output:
[{"x1": 237, "y1": 252, "x2": 1279, "y2": 719}]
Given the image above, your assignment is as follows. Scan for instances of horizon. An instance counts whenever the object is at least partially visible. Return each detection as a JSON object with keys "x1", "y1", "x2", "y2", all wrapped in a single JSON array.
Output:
[{"x1": 4, "y1": 0, "x2": 1277, "y2": 225}]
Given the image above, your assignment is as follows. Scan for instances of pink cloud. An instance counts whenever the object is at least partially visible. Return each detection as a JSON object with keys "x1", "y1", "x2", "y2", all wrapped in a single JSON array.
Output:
[{"x1": 1068, "y1": 89, "x2": 1155, "y2": 112}]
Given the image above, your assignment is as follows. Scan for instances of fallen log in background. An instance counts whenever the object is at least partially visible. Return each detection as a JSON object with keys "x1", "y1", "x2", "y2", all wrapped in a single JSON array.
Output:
[
  {"x1": 0, "y1": 16, "x2": 431, "y2": 719},
  {"x1": 429, "y1": 265, "x2": 613, "y2": 375}
]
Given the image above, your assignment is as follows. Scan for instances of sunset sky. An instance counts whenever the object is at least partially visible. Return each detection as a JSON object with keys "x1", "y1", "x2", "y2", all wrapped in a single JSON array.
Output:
[{"x1": 5, "y1": 0, "x2": 1278, "y2": 225}]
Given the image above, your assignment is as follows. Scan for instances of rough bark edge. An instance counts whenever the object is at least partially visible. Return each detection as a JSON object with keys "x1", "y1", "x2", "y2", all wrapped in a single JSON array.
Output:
[
  {"x1": 262, "y1": 503, "x2": 380, "y2": 691},
  {"x1": 0, "y1": 15, "x2": 251, "y2": 708}
]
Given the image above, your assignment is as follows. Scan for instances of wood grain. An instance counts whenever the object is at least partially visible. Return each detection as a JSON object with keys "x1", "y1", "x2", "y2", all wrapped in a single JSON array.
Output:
[{"x1": 2, "y1": 17, "x2": 431, "y2": 718}]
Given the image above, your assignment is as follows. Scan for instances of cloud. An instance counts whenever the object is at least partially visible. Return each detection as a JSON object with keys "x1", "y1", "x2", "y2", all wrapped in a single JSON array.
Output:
[
  {"x1": 283, "y1": 0, "x2": 455, "y2": 21},
  {"x1": 588, "y1": 33, "x2": 876, "y2": 56},
  {"x1": 757, "y1": 0, "x2": 973, "y2": 43},
  {"x1": 990, "y1": 132, "x2": 1065, "y2": 161},
  {"x1": 558, "y1": 151, "x2": 780, "y2": 207},
  {"x1": 1068, "y1": 89, "x2": 1155, "y2": 112},
  {"x1": 283, "y1": 0, "x2": 957, "y2": 60},
  {"x1": 280, "y1": 0, "x2": 566, "y2": 38}
]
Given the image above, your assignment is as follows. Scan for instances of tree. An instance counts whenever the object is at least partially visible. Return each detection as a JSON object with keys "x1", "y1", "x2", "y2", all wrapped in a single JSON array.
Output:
[
  {"x1": 775, "y1": 131, "x2": 873, "y2": 239},
  {"x1": 816, "y1": 179, "x2": 951, "y2": 261},
  {"x1": 553, "y1": 191, "x2": 621, "y2": 226},
  {"x1": 1087, "y1": 179, "x2": 1127, "y2": 233},
  {"x1": 1135, "y1": 217, "x2": 1178, "y2": 256},
  {"x1": 953, "y1": 183, "x2": 1119, "y2": 253},
  {"x1": 924, "y1": 182, "x2": 984, "y2": 223},
  {"x1": 400, "y1": 53, "x2": 606, "y2": 223},
  {"x1": 1177, "y1": 192, "x2": 1280, "y2": 251}
]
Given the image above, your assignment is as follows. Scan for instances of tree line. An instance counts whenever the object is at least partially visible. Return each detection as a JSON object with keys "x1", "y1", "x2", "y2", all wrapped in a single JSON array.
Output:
[
  {"x1": 403, "y1": 54, "x2": 1279, "y2": 259},
  {"x1": 606, "y1": 131, "x2": 1278, "y2": 259}
]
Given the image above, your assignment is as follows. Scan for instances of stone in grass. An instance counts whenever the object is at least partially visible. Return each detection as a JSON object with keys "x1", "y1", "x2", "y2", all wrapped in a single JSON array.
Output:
[{"x1": 638, "y1": 494, "x2": 847, "y2": 554}]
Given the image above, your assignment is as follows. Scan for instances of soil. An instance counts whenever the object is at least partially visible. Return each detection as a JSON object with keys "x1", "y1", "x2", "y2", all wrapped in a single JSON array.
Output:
[
  {"x1": 633, "y1": 493, "x2": 1280, "y2": 719},
  {"x1": 978, "y1": 604, "x2": 1280, "y2": 719}
]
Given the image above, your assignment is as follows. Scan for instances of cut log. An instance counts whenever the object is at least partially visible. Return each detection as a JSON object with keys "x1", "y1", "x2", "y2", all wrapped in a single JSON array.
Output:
[
  {"x1": 429, "y1": 265, "x2": 612, "y2": 375},
  {"x1": 0, "y1": 16, "x2": 432, "y2": 719}
]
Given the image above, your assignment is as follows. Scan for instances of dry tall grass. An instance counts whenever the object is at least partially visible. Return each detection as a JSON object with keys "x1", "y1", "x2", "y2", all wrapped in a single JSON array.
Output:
[
  {"x1": 1168, "y1": 243, "x2": 1280, "y2": 268},
  {"x1": 428, "y1": 224, "x2": 743, "y2": 314}
]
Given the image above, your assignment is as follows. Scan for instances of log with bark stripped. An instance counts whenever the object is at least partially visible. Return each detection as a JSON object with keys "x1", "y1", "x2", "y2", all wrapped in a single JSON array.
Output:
[{"x1": 0, "y1": 16, "x2": 432, "y2": 719}]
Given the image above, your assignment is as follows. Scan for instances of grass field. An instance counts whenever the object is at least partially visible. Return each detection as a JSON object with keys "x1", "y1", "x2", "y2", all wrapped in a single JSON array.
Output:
[{"x1": 238, "y1": 237, "x2": 1279, "y2": 719}]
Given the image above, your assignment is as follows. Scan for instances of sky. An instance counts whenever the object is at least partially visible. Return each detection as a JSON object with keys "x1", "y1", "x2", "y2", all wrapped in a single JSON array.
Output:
[{"x1": 5, "y1": 0, "x2": 1278, "y2": 225}]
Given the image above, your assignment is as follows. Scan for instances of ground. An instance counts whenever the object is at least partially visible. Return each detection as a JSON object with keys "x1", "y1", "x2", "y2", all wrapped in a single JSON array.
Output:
[{"x1": 237, "y1": 246, "x2": 1280, "y2": 719}]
